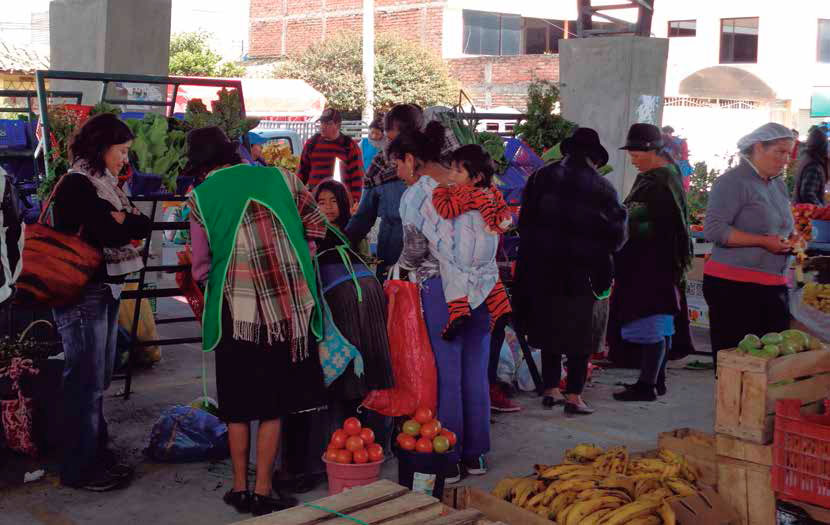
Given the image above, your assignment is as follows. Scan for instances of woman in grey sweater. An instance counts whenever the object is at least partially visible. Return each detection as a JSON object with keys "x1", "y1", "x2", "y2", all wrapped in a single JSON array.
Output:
[{"x1": 703, "y1": 123, "x2": 795, "y2": 368}]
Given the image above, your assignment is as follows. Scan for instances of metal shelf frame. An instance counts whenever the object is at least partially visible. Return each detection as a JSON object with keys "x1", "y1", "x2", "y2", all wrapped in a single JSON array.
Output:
[{"x1": 33, "y1": 70, "x2": 248, "y2": 400}]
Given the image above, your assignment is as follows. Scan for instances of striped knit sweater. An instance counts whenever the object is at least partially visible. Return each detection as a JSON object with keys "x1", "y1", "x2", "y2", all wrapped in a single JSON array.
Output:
[{"x1": 297, "y1": 133, "x2": 365, "y2": 203}]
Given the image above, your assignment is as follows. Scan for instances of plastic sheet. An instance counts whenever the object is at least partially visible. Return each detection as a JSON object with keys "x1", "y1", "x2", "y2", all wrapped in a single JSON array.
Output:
[{"x1": 145, "y1": 405, "x2": 229, "y2": 462}]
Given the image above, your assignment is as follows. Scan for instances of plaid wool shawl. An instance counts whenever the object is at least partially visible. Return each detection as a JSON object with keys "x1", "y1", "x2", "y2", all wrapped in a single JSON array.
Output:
[{"x1": 190, "y1": 169, "x2": 326, "y2": 361}]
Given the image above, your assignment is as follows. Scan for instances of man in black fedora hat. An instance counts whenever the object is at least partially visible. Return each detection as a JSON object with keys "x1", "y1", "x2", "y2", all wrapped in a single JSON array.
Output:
[{"x1": 513, "y1": 127, "x2": 628, "y2": 416}]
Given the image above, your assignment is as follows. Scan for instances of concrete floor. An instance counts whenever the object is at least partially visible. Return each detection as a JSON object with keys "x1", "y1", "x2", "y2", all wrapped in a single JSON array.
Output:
[{"x1": 0, "y1": 297, "x2": 715, "y2": 525}]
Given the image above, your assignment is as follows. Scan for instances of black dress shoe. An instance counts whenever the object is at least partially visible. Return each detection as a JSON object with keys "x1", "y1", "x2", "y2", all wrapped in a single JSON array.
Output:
[
  {"x1": 223, "y1": 490, "x2": 252, "y2": 513},
  {"x1": 542, "y1": 396, "x2": 565, "y2": 409},
  {"x1": 564, "y1": 402, "x2": 595, "y2": 415},
  {"x1": 613, "y1": 382, "x2": 657, "y2": 402},
  {"x1": 656, "y1": 381, "x2": 667, "y2": 396},
  {"x1": 251, "y1": 492, "x2": 297, "y2": 517}
]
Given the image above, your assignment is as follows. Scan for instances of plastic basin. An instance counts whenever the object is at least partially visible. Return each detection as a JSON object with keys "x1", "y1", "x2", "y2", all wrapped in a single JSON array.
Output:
[
  {"x1": 813, "y1": 220, "x2": 830, "y2": 243},
  {"x1": 322, "y1": 455, "x2": 383, "y2": 495}
]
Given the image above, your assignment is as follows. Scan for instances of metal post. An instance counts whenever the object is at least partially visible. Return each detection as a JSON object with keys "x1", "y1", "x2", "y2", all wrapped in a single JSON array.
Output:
[
  {"x1": 34, "y1": 71, "x2": 52, "y2": 181},
  {"x1": 361, "y1": 0, "x2": 375, "y2": 126}
]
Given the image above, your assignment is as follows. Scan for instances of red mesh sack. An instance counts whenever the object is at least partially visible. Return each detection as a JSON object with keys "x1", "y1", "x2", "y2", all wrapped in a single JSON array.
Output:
[
  {"x1": 175, "y1": 246, "x2": 204, "y2": 323},
  {"x1": 362, "y1": 270, "x2": 437, "y2": 417}
]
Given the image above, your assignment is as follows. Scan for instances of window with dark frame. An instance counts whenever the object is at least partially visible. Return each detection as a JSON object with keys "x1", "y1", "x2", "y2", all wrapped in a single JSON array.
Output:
[
  {"x1": 720, "y1": 17, "x2": 759, "y2": 64},
  {"x1": 820, "y1": 19, "x2": 830, "y2": 63},
  {"x1": 668, "y1": 20, "x2": 696, "y2": 37},
  {"x1": 463, "y1": 10, "x2": 522, "y2": 56},
  {"x1": 524, "y1": 18, "x2": 571, "y2": 54}
]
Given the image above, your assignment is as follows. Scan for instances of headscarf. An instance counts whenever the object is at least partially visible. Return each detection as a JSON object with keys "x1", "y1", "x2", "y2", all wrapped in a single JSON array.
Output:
[{"x1": 737, "y1": 123, "x2": 794, "y2": 152}]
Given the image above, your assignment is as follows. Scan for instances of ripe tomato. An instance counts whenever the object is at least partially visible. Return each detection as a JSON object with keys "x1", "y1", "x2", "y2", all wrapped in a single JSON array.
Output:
[
  {"x1": 359, "y1": 427, "x2": 375, "y2": 445},
  {"x1": 330, "y1": 429, "x2": 348, "y2": 449},
  {"x1": 396, "y1": 432, "x2": 408, "y2": 446},
  {"x1": 415, "y1": 437, "x2": 433, "y2": 454},
  {"x1": 402, "y1": 419, "x2": 421, "y2": 437},
  {"x1": 345, "y1": 436, "x2": 365, "y2": 452},
  {"x1": 335, "y1": 449, "x2": 352, "y2": 464},
  {"x1": 399, "y1": 434, "x2": 417, "y2": 451},
  {"x1": 414, "y1": 407, "x2": 434, "y2": 424},
  {"x1": 367, "y1": 443, "x2": 384, "y2": 462},
  {"x1": 432, "y1": 435, "x2": 450, "y2": 454},
  {"x1": 353, "y1": 448, "x2": 369, "y2": 464},
  {"x1": 440, "y1": 430, "x2": 457, "y2": 446},
  {"x1": 343, "y1": 417, "x2": 362, "y2": 436},
  {"x1": 420, "y1": 421, "x2": 440, "y2": 439},
  {"x1": 325, "y1": 448, "x2": 340, "y2": 462}
]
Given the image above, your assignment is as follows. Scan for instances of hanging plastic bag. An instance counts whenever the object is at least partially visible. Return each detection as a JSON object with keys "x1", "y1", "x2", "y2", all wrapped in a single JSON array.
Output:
[
  {"x1": 118, "y1": 282, "x2": 161, "y2": 364},
  {"x1": 145, "y1": 405, "x2": 229, "y2": 462},
  {"x1": 362, "y1": 266, "x2": 437, "y2": 416},
  {"x1": 496, "y1": 339, "x2": 517, "y2": 386},
  {"x1": 517, "y1": 349, "x2": 544, "y2": 392},
  {"x1": 0, "y1": 357, "x2": 39, "y2": 456},
  {"x1": 791, "y1": 290, "x2": 830, "y2": 343}
]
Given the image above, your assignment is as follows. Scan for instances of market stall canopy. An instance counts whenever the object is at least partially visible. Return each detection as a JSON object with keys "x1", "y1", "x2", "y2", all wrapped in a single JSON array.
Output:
[
  {"x1": 679, "y1": 66, "x2": 776, "y2": 101},
  {"x1": 171, "y1": 78, "x2": 326, "y2": 119},
  {"x1": 0, "y1": 41, "x2": 49, "y2": 74}
]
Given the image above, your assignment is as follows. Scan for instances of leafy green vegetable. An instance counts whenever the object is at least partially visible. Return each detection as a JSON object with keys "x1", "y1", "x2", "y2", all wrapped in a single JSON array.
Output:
[
  {"x1": 184, "y1": 88, "x2": 259, "y2": 141},
  {"x1": 514, "y1": 80, "x2": 576, "y2": 157},
  {"x1": 126, "y1": 114, "x2": 188, "y2": 191},
  {"x1": 89, "y1": 101, "x2": 122, "y2": 117},
  {"x1": 477, "y1": 131, "x2": 508, "y2": 174}
]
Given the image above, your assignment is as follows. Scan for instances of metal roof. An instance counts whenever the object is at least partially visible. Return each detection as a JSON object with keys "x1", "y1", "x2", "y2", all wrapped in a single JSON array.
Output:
[{"x1": 0, "y1": 41, "x2": 49, "y2": 74}]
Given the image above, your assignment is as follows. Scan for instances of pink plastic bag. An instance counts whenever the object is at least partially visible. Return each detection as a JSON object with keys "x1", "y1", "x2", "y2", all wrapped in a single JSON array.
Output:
[{"x1": 362, "y1": 272, "x2": 437, "y2": 417}]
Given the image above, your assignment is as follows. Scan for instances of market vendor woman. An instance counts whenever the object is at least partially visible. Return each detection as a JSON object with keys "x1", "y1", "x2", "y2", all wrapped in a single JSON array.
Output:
[
  {"x1": 612, "y1": 124, "x2": 692, "y2": 402},
  {"x1": 703, "y1": 123, "x2": 795, "y2": 368}
]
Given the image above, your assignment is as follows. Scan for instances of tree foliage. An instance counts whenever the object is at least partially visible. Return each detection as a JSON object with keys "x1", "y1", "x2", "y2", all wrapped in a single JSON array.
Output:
[
  {"x1": 169, "y1": 32, "x2": 245, "y2": 77},
  {"x1": 687, "y1": 161, "x2": 720, "y2": 224},
  {"x1": 276, "y1": 32, "x2": 458, "y2": 114}
]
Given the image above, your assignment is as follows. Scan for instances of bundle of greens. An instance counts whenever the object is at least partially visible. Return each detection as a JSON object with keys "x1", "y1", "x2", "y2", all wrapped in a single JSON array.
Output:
[
  {"x1": 514, "y1": 80, "x2": 576, "y2": 157},
  {"x1": 184, "y1": 88, "x2": 259, "y2": 141},
  {"x1": 126, "y1": 114, "x2": 188, "y2": 191}
]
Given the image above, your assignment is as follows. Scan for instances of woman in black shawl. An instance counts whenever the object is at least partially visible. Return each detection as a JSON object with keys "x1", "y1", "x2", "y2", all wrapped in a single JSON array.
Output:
[
  {"x1": 611, "y1": 124, "x2": 693, "y2": 402},
  {"x1": 513, "y1": 128, "x2": 627, "y2": 415}
]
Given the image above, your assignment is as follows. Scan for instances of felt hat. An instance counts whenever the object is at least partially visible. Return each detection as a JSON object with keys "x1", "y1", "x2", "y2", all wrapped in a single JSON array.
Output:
[
  {"x1": 561, "y1": 127, "x2": 609, "y2": 167},
  {"x1": 620, "y1": 123, "x2": 664, "y2": 151}
]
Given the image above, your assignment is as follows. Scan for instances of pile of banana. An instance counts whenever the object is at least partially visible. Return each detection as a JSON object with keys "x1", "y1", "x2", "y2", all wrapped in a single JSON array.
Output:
[{"x1": 491, "y1": 445, "x2": 701, "y2": 524}]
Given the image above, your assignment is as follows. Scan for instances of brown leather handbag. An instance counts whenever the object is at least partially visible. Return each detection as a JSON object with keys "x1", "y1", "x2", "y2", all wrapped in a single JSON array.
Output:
[{"x1": 15, "y1": 174, "x2": 103, "y2": 307}]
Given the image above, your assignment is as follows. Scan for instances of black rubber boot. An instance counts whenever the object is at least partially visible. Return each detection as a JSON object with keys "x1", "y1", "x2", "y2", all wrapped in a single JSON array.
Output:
[{"x1": 613, "y1": 381, "x2": 657, "y2": 402}]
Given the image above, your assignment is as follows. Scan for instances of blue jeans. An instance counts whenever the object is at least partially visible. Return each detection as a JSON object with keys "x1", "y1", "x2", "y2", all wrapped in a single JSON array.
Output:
[
  {"x1": 420, "y1": 277, "x2": 491, "y2": 464},
  {"x1": 53, "y1": 283, "x2": 120, "y2": 486}
]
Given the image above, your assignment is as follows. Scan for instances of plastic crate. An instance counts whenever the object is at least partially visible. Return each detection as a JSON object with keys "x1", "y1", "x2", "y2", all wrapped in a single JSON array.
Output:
[
  {"x1": 772, "y1": 398, "x2": 830, "y2": 508},
  {"x1": 0, "y1": 120, "x2": 29, "y2": 149}
]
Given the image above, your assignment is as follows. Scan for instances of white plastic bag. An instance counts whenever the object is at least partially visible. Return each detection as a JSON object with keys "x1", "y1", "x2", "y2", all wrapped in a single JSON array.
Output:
[{"x1": 791, "y1": 290, "x2": 830, "y2": 342}]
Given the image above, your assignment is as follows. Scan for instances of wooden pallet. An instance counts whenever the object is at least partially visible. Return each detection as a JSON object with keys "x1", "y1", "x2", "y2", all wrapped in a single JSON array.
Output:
[
  {"x1": 715, "y1": 348, "x2": 830, "y2": 444},
  {"x1": 716, "y1": 434, "x2": 775, "y2": 525},
  {"x1": 235, "y1": 480, "x2": 497, "y2": 525},
  {"x1": 443, "y1": 486, "x2": 553, "y2": 525},
  {"x1": 657, "y1": 428, "x2": 718, "y2": 487}
]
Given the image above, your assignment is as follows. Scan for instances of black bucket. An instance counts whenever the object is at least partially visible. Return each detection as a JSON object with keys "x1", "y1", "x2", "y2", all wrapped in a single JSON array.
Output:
[
  {"x1": 776, "y1": 501, "x2": 818, "y2": 524},
  {"x1": 396, "y1": 448, "x2": 450, "y2": 498}
]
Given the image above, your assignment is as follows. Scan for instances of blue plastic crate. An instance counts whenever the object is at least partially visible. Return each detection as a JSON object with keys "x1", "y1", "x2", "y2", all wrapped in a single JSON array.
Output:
[{"x1": 0, "y1": 120, "x2": 29, "y2": 149}]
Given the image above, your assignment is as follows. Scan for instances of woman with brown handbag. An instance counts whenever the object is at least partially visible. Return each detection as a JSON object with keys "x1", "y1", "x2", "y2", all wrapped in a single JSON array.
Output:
[{"x1": 48, "y1": 113, "x2": 151, "y2": 491}]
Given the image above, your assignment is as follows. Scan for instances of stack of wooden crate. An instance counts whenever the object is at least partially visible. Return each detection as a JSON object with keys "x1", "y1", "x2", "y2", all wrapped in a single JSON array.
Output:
[{"x1": 714, "y1": 348, "x2": 830, "y2": 525}]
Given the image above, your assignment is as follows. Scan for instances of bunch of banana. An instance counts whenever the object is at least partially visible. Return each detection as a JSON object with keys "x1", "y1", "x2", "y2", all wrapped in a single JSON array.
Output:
[{"x1": 492, "y1": 445, "x2": 699, "y2": 523}]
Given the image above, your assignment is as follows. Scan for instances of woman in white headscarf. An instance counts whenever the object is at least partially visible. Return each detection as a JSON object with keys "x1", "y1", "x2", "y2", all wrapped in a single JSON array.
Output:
[{"x1": 702, "y1": 123, "x2": 796, "y2": 368}]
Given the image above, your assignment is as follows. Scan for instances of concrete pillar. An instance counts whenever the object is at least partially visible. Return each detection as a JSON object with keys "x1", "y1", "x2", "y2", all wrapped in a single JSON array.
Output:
[
  {"x1": 559, "y1": 36, "x2": 669, "y2": 197},
  {"x1": 49, "y1": 0, "x2": 172, "y2": 102}
]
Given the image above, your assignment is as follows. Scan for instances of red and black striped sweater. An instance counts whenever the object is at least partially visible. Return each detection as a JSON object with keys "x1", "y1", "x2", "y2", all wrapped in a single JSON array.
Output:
[{"x1": 297, "y1": 133, "x2": 365, "y2": 204}]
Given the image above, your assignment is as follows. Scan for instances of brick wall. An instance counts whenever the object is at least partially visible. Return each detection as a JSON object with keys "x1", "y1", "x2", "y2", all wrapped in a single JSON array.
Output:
[
  {"x1": 447, "y1": 54, "x2": 560, "y2": 110},
  {"x1": 249, "y1": 0, "x2": 446, "y2": 57}
]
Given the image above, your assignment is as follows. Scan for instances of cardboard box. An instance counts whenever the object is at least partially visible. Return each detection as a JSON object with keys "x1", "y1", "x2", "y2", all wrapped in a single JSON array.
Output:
[
  {"x1": 670, "y1": 487, "x2": 740, "y2": 524},
  {"x1": 657, "y1": 428, "x2": 718, "y2": 487},
  {"x1": 443, "y1": 486, "x2": 551, "y2": 525}
]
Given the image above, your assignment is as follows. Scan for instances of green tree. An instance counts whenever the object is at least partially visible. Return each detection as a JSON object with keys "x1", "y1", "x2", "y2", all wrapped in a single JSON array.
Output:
[
  {"x1": 169, "y1": 32, "x2": 244, "y2": 77},
  {"x1": 276, "y1": 32, "x2": 458, "y2": 114},
  {"x1": 687, "y1": 161, "x2": 720, "y2": 224}
]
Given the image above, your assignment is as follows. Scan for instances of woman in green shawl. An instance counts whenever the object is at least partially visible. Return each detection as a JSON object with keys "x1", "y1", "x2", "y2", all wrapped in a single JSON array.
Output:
[{"x1": 611, "y1": 124, "x2": 693, "y2": 402}]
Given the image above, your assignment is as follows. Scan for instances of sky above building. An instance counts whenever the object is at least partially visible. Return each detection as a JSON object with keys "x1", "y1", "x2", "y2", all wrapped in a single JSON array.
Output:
[{"x1": 1, "y1": 0, "x2": 250, "y2": 60}]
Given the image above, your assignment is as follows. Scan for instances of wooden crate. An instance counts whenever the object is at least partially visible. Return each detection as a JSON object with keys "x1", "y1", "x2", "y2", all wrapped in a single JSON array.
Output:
[
  {"x1": 716, "y1": 455, "x2": 775, "y2": 525},
  {"x1": 443, "y1": 486, "x2": 553, "y2": 525},
  {"x1": 715, "y1": 348, "x2": 830, "y2": 444},
  {"x1": 236, "y1": 480, "x2": 497, "y2": 525},
  {"x1": 716, "y1": 434, "x2": 775, "y2": 525},
  {"x1": 657, "y1": 428, "x2": 718, "y2": 487}
]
